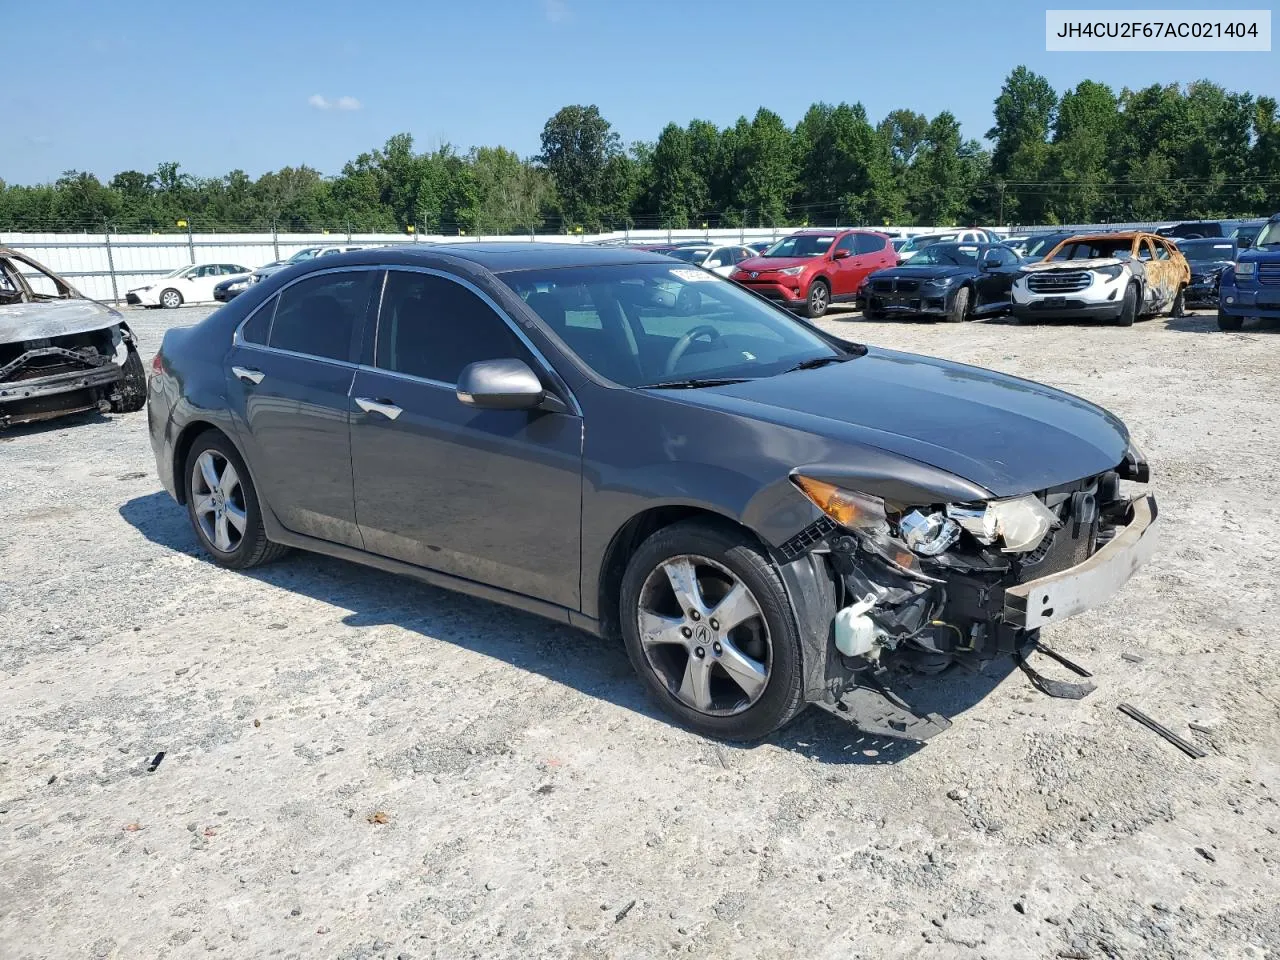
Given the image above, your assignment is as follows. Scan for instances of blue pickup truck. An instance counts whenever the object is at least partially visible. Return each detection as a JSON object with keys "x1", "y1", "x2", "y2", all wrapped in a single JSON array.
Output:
[{"x1": 1217, "y1": 212, "x2": 1280, "y2": 330}]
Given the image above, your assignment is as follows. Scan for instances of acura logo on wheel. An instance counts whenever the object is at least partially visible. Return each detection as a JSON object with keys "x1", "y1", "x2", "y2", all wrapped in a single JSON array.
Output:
[{"x1": 695, "y1": 625, "x2": 709, "y2": 644}]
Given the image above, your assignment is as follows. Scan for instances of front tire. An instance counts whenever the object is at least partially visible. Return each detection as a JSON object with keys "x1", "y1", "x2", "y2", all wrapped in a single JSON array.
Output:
[
  {"x1": 946, "y1": 286, "x2": 971, "y2": 323},
  {"x1": 1217, "y1": 309, "x2": 1243, "y2": 331},
  {"x1": 619, "y1": 520, "x2": 806, "y2": 741},
  {"x1": 805, "y1": 280, "x2": 830, "y2": 319},
  {"x1": 1116, "y1": 284, "x2": 1138, "y2": 326},
  {"x1": 110, "y1": 345, "x2": 147, "y2": 413},
  {"x1": 1170, "y1": 286, "x2": 1186, "y2": 318},
  {"x1": 183, "y1": 431, "x2": 289, "y2": 569},
  {"x1": 160, "y1": 288, "x2": 183, "y2": 309}
]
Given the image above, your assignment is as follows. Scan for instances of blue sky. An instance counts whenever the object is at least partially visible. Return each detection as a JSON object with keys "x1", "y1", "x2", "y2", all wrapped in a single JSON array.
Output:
[{"x1": 5, "y1": 0, "x2": 1274, "y2": 185}]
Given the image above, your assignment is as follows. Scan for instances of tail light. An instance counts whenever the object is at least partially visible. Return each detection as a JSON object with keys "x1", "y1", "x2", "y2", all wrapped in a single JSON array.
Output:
[{"x1": 151, "y1": 353, "x2": 164, "y2": 376}]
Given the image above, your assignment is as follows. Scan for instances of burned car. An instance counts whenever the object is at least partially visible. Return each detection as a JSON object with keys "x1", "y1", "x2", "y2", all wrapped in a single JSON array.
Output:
[
  {"x1": 148, "y1": 244, "x2": 1158, "y2": 741},
  {"x1": 1, "y1": 247, "x2": 147, "y2": 428},
  {"x1": 1012, "y1": 232, "x2": 1190, "y2": 326}
]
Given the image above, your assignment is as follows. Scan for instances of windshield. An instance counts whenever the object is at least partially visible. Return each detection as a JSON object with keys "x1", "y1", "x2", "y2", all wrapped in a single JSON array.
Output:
[
  {"x1": 666, "y1": 248, "x2": 712, "y2": 263},
  {"x1": 909, "y1": 243, "x2": 980, "y2": 266},
  {"x1": 1023, "y1": 234, "x2": 1068, "y2": 259},
  {"x1": 1178, "y1": 239, "x2": 1237, "y2": 263},
  {"x1": 1049, "y1": 239, "x2": 1133, "y2": 261},
  {"x1": 286, "y1": 247, "x2": 322, "y2": 263},
  {"x1": 1253, "y1": 220, "x2": 1280, "y2": 249},
  {"x1": 503, "y1": 263, "x2": 840, "y2": 387},
  {"x1": 762, "y1": 234, "x2": 836, "y2": 258}
]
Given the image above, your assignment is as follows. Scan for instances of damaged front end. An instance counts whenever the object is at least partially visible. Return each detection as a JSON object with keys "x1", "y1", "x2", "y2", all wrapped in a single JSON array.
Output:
[
  {"x1": 0, "y1": 324, "x2": 135, "y2": 427},
  {"x1": 1, "y1": 245, "x2": 141, "y2": 428},
  {"x1": 776, "y1": 450, "x2": 1158, "y2": 738}
]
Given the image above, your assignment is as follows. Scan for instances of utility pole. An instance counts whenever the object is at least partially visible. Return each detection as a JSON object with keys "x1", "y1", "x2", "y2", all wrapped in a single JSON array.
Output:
[{"x1": 997, "y1": 183, "x2": 1006, "y2": 227}]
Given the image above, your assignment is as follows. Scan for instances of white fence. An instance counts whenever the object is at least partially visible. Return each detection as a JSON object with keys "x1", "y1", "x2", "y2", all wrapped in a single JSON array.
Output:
[{"x1": 1, "y1": 222, "x2": 1178, "y2": 304}]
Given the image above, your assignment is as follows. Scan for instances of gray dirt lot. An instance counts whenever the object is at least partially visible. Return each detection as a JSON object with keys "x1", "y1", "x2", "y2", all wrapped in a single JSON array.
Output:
[{"x1": 2, "y1": 303, "x2": 1278, "y2": 960}]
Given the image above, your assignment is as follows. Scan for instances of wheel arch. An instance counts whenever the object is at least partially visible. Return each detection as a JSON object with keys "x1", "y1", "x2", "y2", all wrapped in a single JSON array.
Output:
[
  {"x1": 172, "y1": 420, "x2": 239, "y2": 504},
  {"x1": 595, "y1": 505, "x2": 767, "y2": 642}
]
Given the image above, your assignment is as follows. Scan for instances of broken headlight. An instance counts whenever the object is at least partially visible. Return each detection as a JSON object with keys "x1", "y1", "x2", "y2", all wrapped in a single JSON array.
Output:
[
  {"x1": 793, "y1": 476, "x2": 1058, "y2": 560},
  {"x1": 946, "y1": 494, "x2": 1058, "y2": 553}
]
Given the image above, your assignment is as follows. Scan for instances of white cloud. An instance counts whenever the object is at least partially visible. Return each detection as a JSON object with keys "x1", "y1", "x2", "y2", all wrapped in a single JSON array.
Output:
[
  {"x1": 309, "y1": 94, "x2": 362, "y2": 111},
  {"x1": 544, "y1": 0, "x2": 569, "y2": 23}
]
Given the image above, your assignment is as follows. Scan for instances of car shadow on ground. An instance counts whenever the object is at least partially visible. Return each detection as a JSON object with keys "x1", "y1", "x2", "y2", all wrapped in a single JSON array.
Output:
[
  {"x1": 1162, "y1": 313, "x2": 1280, "y2": 334},
  {"x1": 0, "y1": 409, "x2": 112, "y2": 439},
  {"x1": 120, "y1": 491, "x2": 1018, "y2": 765}
]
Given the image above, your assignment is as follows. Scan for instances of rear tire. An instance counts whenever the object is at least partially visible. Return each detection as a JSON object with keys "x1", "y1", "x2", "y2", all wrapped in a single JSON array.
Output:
[
  {"x1": 946, "y1": 286, "x2": 971, "y2": 323},
  {"x1": 805, "y1": 280, "x2": 830, "y2": 319},
  {"x1": 183, "y1": 430, "x2": 289, "y2": 569},
  {"x1": 110, "y1": 345, "x2": 147, "y2": 413},
  {"x1": 1116, "y1": 284, "x2": 1138, "y2": 326},
  {"x1": 1217, "y1": 309, "x2": 1243, "y2": 331},
  {"x1": 619, "y1": 520, "x2": 806, "y2": 741}
]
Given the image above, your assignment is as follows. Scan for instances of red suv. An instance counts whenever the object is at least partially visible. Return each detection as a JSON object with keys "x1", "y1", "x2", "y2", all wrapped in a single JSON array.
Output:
[{"x1": 730, "y1": 229, "x2": 897, "y2": 318}]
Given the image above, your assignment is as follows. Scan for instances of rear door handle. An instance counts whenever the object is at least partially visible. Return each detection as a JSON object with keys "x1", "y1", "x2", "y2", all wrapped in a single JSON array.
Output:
[
  {"x1": 355, "y1": 397, "x2": 403, "y2": 421},
  {"x1": 232, "y1": 366, "x2": 264, "y2": 385}
]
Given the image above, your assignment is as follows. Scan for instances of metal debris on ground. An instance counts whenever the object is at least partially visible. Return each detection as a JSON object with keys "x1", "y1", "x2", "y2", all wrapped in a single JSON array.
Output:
[
  {"x1": 367, "y1": 811, "x2": 389, "y2": 825},
  {"x1": 1121, "y1": 652, "x2": 1145, "y2": 664},
  {"x1": 147, "y1": 751, "x2": 165, "y2": 772},
  {"x1": 1117, "y1": 703, "x2": 1207, "y2": 759},
  {"x1": 1188, "y1": 722, "x2": 1214, "y2": 735},
  {"x1": 1014, "y1": 641, "x2": 1096, "y2": 699},
  {"x1": 1195, "y1": 846, "x2": 1216, "y2": 863},
  {"x1": 614, "y1": 899, "x2": 637, "y2": 923}
]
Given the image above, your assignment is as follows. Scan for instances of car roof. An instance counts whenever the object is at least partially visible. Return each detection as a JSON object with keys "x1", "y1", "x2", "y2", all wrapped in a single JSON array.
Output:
[
  {"x1": 330, "y1": 241, "x2": 679, "y2": 273},
  {"x1": 1057, "y1": 232, "x2": 1162, "y2": 243}
]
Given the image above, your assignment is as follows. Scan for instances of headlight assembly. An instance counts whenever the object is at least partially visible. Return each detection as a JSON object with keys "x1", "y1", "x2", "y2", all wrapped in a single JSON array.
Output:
[
  {"x1": 793, "y1": 475, "x2": 1058, "y2": 562},
  {"x1": 1234, "y1": 261, "x2": 1256, "y2": 277},
  {"x1": 1096, "y1": 264, "x2": 1125, "y2": 280},
  {"x1": 777, "y1": 266, "x2": 806, "y2": 276}
]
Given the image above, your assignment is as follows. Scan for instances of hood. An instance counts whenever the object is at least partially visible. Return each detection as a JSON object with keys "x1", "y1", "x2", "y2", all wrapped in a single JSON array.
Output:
[
  {"x1": 0, "y1": 299, "x2": 123, "y2": 343},
  {"x1": 1188, "y1": 260, "x2": 1232, "y2": 279},
  {"x1": 1022, "y1": 257, "x2": 1124, "y2": 272},
  {"x1": 663, "y1": 347, "x2": 1130, "y2": 498},
  {"x1": 872, "y1": 263, "x2": 973, "y2": 281},
  {"x1": 737, "y1": 255, "x2": 818, "y2": 273}
]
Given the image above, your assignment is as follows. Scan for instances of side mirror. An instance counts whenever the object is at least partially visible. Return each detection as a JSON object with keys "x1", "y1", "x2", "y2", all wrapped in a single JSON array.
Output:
[
  {"x1": 705, "y1": 260, "x2": 722, "y2": 269},
  {"x1": 832, "y1": 249, "x2": 850, "y2": 260},
  {"x1": 457, "y1": 358, "x2": 545, "y2": 410},
  {"x1": 982, "y1": 257, "x2": 1002, "y2": 270}
]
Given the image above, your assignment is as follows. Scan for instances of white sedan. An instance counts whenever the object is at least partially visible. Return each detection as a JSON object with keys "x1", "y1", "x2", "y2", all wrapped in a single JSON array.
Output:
[
  {"x1": 664, "y1": 244, "x2": 757, "y2": 277},
  {"x1": 127, "y1": 263, "x2": 253, "y2": 308}
]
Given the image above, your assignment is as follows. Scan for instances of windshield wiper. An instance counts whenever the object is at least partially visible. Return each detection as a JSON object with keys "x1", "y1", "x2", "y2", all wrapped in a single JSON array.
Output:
[
  {"x1": 781, "y1": 354, "x2": 852, "y2": 374},
  {"x1": 640, "y1": 377, "x2": 751, "y2": 389}
]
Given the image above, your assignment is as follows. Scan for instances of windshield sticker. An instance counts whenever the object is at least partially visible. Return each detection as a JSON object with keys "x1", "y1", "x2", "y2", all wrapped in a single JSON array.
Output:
[{"x1": 670, "y1": 268, "x2": 717, "y2": 282}]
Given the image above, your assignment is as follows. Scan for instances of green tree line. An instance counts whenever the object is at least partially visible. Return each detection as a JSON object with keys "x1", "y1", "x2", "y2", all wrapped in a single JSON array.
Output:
[{"x1": 4, "y1": 68, "x2": 1279, "y2": 234}]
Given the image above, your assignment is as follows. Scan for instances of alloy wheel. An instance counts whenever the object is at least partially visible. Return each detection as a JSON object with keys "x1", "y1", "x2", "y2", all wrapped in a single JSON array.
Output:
[
  {"x1": 810, "y1": 285, "x2": 827, "y2": 312},
  {"x1": 636, "y1": 554, "x2": 772, "y2": 716},
  {"x1": 190, "y1": 450, "x2": 248, "y2": 553},
  {"x1": 162, "y1": 290, "x2": 181, "y2": 308}
]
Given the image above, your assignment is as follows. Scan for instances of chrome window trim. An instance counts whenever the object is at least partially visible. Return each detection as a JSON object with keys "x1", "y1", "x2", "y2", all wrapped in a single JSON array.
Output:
[
  {"x1": 231, "y1": 265, "x2": 380, "y2": 364},
  {"x1": 370, "y1": 265, "x2": 582, "y2": 416}
]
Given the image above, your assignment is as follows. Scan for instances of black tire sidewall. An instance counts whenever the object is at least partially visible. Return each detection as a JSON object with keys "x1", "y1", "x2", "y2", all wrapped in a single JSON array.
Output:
[
  {"x1": 111, "y1": 346, "x2": 147, "y2": 413},
  {"x1": 1217, "y1": 309, "x2": 1243, "y2": 331},
  {"x1": 618, "y1": 520, "x2": 805, "y2": 741},
  {"x1": 948, "y1": 286, "x2": 970, "y2": 323},
  {"x1": 1117, "y1": 285, "x2": 1137, "y2": 326},
  {"x1": 183, "y1": 431, "x2": 269, "y2": 569}
]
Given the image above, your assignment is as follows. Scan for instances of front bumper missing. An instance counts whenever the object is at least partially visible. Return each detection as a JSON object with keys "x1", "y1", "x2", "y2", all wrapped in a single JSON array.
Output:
[{"x1": 1004, "y1": 493, "x2": 1158, "y2": 630}]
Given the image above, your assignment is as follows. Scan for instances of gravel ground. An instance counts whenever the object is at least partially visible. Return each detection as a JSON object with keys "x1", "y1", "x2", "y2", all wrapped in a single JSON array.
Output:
[{"x1": 2, "y1": 304, "x2": 1278, "y2": 960}]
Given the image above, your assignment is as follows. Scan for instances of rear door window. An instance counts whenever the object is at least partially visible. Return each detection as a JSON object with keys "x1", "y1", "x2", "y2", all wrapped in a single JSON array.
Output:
[
  {"x1": 268, "y1": 270, "x2": 376, "y2": 362},
  {"x1": 853, "y1": 234, "x2": 884, "y2": 255}
]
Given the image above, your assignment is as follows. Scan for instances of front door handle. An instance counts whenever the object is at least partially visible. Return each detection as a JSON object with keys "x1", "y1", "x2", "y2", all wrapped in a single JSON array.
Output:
[
  {"x1": 232, "y1": 366, "x2": 264, "y2": 385},
  {"x1": 355, "y1": 397, "x2": 403, "y2": 421}
]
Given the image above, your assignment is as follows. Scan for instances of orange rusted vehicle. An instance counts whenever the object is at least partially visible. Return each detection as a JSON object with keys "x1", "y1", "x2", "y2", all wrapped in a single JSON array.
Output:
[{"x1": 1011, "y1": 231, "x2": 1191, "y2": 326}]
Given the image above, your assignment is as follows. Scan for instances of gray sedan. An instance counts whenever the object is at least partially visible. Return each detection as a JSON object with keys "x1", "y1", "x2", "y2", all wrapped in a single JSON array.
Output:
[{"x1": 147, "y1": 244, "x2": 1157, "y2": 741}]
